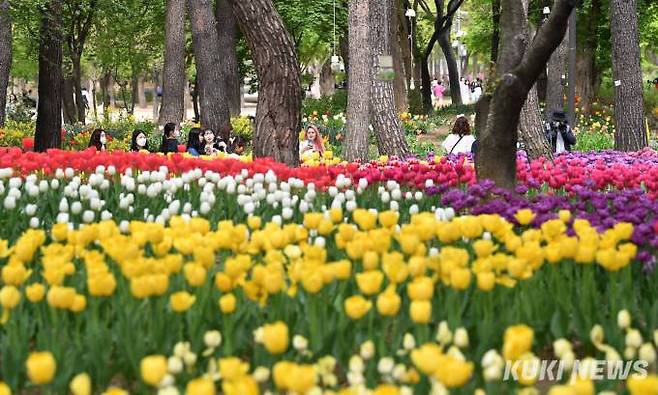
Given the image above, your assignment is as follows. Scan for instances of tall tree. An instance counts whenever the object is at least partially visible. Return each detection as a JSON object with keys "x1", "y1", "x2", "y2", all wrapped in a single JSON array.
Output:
[
  {"x1": 35, "y1": 0, "x2": 64, "y2": 152},
  {"x1": 370, "y1": 0, "x2": 410, "y2": 157},
  {"x1": 475, "y1": 0, "x2": 576, "y2": 189},
  {"x1": 216, "y1": 0, "x2": 241, "y2": 116},
  {"x1": 64, "y1": 0, "x2": 97, "y2": 124},
  {"x1": 391, "y1": 0, "x2": 408, "y2": 111},
  {"x1": 228, "y1": 0, "x2": 302, "y2": 166},
  {"x1": 159, "y1": 0, "x2": 187, "y2": 125},
  {"x1": 0, "y1": 0, "x2": 11, "y2": 127},
  {"x1": 516, "y1": 0, "x2": 552, "y2": 161},
  {"x1": 610, "y1": 0, "x2": 646, "y2": 151},
  {"x1": 421, "y1": 0, "x2": 465, "y2": 113},
  {"x1": 545, "y1": 23, "x2": 567, "y2": 114},
  {"x1": 188, "y1": 0, "x2": 230, "y2": 139},
  {"x1": 344, "y1": 0, "x2": 370, "y2": 162},
  {"x1": 491, "y1": 0, "x2": 500, "y2": 62}
]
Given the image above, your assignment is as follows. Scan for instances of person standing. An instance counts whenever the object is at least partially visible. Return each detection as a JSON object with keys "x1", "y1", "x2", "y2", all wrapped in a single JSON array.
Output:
[
  {"x1": 544, "y1": 111, "x2": 576, "y2": 153},
  {"x1": 432, "y1": 80, "x2": 446, "y2": 109}
]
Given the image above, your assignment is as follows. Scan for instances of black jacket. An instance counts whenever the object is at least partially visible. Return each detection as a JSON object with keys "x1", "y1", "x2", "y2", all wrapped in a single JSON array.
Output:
[
  {"x1": 162, "y1": 138, "x2": 180, "y2": 154},
  {"x1": 544, "y1": 122, "x2": 576, "y2": 152}
]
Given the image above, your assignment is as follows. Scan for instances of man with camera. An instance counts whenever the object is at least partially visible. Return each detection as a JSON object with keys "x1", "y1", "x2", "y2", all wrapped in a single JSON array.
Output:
[{"x1": 544, "y1": 111, "x2": 577, "y2": 154}]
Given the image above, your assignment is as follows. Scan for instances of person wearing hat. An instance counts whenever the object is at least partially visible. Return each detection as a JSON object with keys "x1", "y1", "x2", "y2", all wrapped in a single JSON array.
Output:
[{"x1": 544, "y1": 111, "x2": 576, "y2": 153}]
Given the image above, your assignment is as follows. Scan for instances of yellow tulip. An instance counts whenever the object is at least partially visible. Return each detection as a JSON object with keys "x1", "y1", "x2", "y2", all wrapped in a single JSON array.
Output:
[
  {"x1": 69, "y1": 373, "x2": 91, "y2": 395},
  {"x1": 186, "y1": 378, "x2": 215, "y2": 395},
  {"x1": 70, "y1": 294, "x2": 87, "y2": 313},
  {"x1": 262, "y1": 321, "x2": 289, "y2": 354},
  {"x1": 355, "y1": 270, "x2": 384, "y2": 295},
  {"x1": 502, "y1": 325, "x2": 534, "y2": 361},
  {"x1": 344, "y1": 295, "x2": 372, "y2": 320},
  {"x1": 140, "y1": 355, "x2": 167, "y2": 386},
  {"x1": 407, "y1": 276, "x2": 434, "y2": 300},
  {"x1": 434, "y1": 354, "x2": 474, "y2": 388},
  {"x1": 184, "y1": 263, "x2": 207, "y2": 287},
  {"x1": 410, "y1": 300, "x2": 431, "y2": 323},
  {"x1": 218, "y1": 357, "x2": 249, "y2": 381},
  {"x1": 376, "y1": 288, "x2": 401, "y2": 316},
  {"x1": 219, "y1": 293, "x2": 237, "y2": 314},
  {"x1": 411, "y1": 343, "x2": 443, "y2": 375},
  {"x1": 170, "y1": 291, "x2": 196, "y2": 313},
  {"x1": 627, "y1": 374, "x2": 658, "y2": 395},
  {"x1": 214, "y1": 272, "x2": 233, "y2": 292},
  {"x1": 222, "y1": 376, "x2": 259, "y2": 395},
  {"x1": 450, "y1": 268, "x2": 471, "y2": 290},
  {"x1": 0, "y1": 286, "x2": 21, "y2": 309},
  {"x1": 514, "y1": 209, "x2": 536, "y2": 225},
  {"x1": 26, "y1": 352, "x2": 57, "y2": 385}
]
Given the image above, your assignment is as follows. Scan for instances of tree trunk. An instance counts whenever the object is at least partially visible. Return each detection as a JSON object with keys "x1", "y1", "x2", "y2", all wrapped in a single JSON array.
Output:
[
  {"x1": 319, "y1": 59, "x2": 336, "y2": 97},
  {"x1": 91, "y1": 79, "x2": 98, "y2": 119},
  {"x1": 345, "y1": 0, "x2": 371, "y2": 162},
  {"x1": 72, "y1": 54, "x2": 85, "y2": 123},
  {"x1": 438, "y1": 29, "x2": 462, "y2": 105},
  {"x1": 370, "y1": 0, "x2": 409, "y2": 157},
  {"x1": 227, "y1": 0, "x2": 302, "y2": 166},
  {"x1": 189, "y1": 0, "x2": 231, "y2": 139},
  {"x1": 216, "y1": 0, "x2": 241, "y2": 117},
  {"x1": 101, "y1": 72, "x2": 111, "y2": 108},
  {"x1": 138, "y1": 76, "x2": 147, "y2": 108},
  {"x1": 420, "y1": 34, "x2": 437, "y2": 113},
  {"x1": 475, "y1": 0, "x2": 574, "y2": 188},
  {"x1": 159, "y1": 0, "x2": 187, "y2": 125},
  {"x1": 108, "y1": 74, "x2": 115, "y2": 107},
  {"x1": 35, "y1": 0, "x2": 63, "y2": 152},
  {"x1": 130, "y1": 69, "x2": 138, "y2": 114},
  {"x1": 397, "y1": 1, "x2": 412, "y2": 90},
  {"x1": 545, "y1": 23, "x2": 567, "y2": 114},
  {"x1": 391, "y1": 0, "x2": 407, "y2": 111},
  {"x1": 191, "y1": 77, "x2": 200, "y2": 123},
  {"x1": 0, "y1": 0, "x2": 11, "y2": 127},
  {"x1": 610, "y1": 0, "x2": 646, "y2": 151},
  {"x1": 491, "y1": 0, "x2": 501, "y2": 62},
  {"x1": 519, "y1": 85, "x2": 552, "y2": 160},
  {"x1": 62, "y1": 76, "x2": 77, "y2": 124},
  {"x1": 577, "y1": 0, "x2": 601, "y2": 115}
]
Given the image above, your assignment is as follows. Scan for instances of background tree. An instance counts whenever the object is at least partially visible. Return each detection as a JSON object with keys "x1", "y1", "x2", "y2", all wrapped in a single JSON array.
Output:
[
  {"x1": 188, "y1": 0, "x2": 230, "y2": 138},
  {"x1": 475, "y1": 0, "x2": 576, "y2": 188},
  {"x1": 610, "y1": 0, "x2": 646, "y2": 151},
  {"x1": 228, "y1": 0, "x2": 302, "y2": 166},
  {"x1": 0, "y1": 0, "x2": 11, "y2": 127},
  {"x1": 216, "y1": 0, "x2": 240, "y2": 116},
  {"x1": 35, "y1": 0, "x2": 64, "y2": 151},
  {"x1": 159, "y1": 0, "x2": 187, "y2": 125},
  {"x1": 421, "y1": 0, "x2": 465, "y2": 112},
  {"x1": 370, "y1": 0, "x2": 409, "y2": 157},
  {"x1": 344, "y1": 0, "x2": 370, "y2": 161},
  {"x1": 545, "y1": 21, "x2": 567, "y2": 114}
]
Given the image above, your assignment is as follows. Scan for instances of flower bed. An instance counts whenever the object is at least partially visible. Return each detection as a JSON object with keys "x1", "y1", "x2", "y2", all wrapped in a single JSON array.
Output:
[{"x1": 1, "y1": 149, "x2": 658, "y2": 394}]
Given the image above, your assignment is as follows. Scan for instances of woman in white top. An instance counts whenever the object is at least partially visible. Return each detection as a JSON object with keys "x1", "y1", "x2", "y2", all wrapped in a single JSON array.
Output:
[{"x1": 441, "y1": 114, "x2": 476, "y2": 155}]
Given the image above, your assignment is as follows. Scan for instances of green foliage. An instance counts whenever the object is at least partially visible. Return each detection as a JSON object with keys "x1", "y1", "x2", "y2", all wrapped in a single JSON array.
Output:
[
  {"x1": 405, "y1": 134, "x2": 436, "y2": 157},
  {"x1": 0, "y1": 120, "x2": 34, "y2": 147},
  {"x1": 302, "y1": 90, "x2": 348, "y2": 116},
  {"x1": 434, "y1": 104, "x2": 475, "y2": 117},
  {"x1": 230, "y1": 117, "x2": 254, "y2": 142}
]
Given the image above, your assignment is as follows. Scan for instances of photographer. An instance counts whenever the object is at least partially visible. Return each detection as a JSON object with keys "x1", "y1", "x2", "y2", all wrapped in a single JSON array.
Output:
[{"x1": 544, "y1": 111, "x2": 576, "y2": 154}]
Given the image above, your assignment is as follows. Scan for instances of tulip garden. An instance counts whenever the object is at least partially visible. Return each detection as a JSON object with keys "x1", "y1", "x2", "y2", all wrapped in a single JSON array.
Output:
[{"x1": 1, "y1": 147, "x2": 658, "y2": 395}]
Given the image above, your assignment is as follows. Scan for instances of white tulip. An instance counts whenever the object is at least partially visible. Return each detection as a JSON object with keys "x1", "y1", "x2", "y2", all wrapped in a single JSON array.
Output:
[
  {"x1": 29, "y1": 217, "x2": 40, "y2": 228},
  {"x1": 3, "y1": 196, "x2": 16, "y2": 210},
  {"x1": 8, "y1": 177, "x2": 21, "y2": 188},
  {"x1": 101, "y1": 211, "x2": 113, "y2": 221},
  {"x1": 82, "y1": 210, "x2": 95, "y2": 223},
  {"x1": 56, "y1": 213, "x2": 69, "y2": 224},
  {"x1": 25, "y1": 204, "x2": 37, "y2": 216},
  {"x1": 282, "y1": 207, "x2": 293, "y2": 220}
]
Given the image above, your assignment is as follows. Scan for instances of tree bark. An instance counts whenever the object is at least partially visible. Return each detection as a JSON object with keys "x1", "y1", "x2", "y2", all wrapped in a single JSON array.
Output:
[
  {"x1": 35, "y1": 0, "x2": 63, "y2": 152},
  {"x1": 189, "y1": 0, "x2": 231, "y2": 139},
  {"x1": 519, "y1": 85, "x2": 552, "y2": 160},
  {"x1": 437, "y1": 29, "x2": 462, "y2": 105},
  {"x1": 398, "y1": 1, "x2": 412, "y2": 90},
  {"x1": 475, "y1": 0, "x2": 575, "y2": 189},
  {"x1": 227, "y1": 0, "x2": 302, "y2": 166},
  {"x1": 576, "y1": 0, "x2": 601, "y2": 115},
  {"x1": 420, "y1": 34, "x2": 438, "y2": 112},
  {"x1": 610, "y1": 0, "x2": 646, "y2": 151},
  {"x1": 391, "y1": 0, "x2": 407, "y2": 111},
  {"x1": 545, "y1": 23, "x2": 567, "y2": 114},
  {"x1": 0, "y1": 0, "x2": 11, "y2": 127},
  {"x1": 370, "y1": 0, "x2": 410, "y2": 157},
  {"x1": 319, "y1": 59, "x2": 336, "y2": 97},
  {"x1": 138, "y1": 76, "x2": 147, "y2": 108},
  {"x1": 216, "y1": 0, "x2": 241, "y2": 117},
  {"x1": 159, "y1": 0, "x2": 187, "y2": 125},
  {"x1": 62, "y1": 76, "x2": 77, "y2": 124},
  {"x1": 491, "y1": 0, "x2": 501, "y2": 62},
  {"x1": 71, "y1": 55, "x2": 85, "y2": 123},
  {"x1": 345, "y1": 0, "x2": 371, "y2": 162}
]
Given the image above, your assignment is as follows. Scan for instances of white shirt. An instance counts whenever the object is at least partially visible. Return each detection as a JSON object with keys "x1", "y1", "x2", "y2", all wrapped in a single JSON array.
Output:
[
  {"x1": 555, "y1": 132, "x2": 566, "y2": 153},
  {"x1": 442, "y1": 134, "x2": 475, "y2": 154}
]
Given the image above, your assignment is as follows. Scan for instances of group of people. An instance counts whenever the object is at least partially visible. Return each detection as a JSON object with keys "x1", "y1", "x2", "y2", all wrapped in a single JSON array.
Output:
[
  {"x1": 442, "y1": 110, "x2": 576, "y2": 156},
  {"x1": 87, "y1": 122, "x2": 247, "y2": 157}
]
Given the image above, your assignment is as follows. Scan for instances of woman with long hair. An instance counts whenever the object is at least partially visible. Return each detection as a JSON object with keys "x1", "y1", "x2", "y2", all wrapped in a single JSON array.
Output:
[
  {"x1": 160, "y1": 122, "x2": 180, "y2": 154},
  {"x1": 299, "y1": 125, "x2": 325, "y2": 157},
  {"x1": 88, "y1": 128, "x2": 106, "y2": 151},
  {"x1": 130, "y1": 129, "x2": 149, "y2": 152},
  {"x1": 441, "y1": 115, "x2": 475, "y2": 155},
  {"x1": 186, "y1": 128, "x2": 203, "y2": 156}
]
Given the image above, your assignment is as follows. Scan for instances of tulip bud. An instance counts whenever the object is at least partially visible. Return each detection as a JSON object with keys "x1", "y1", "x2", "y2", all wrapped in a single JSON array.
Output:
[{"x1": 617, "y1": 309, "x2": 631, "y2": 329}]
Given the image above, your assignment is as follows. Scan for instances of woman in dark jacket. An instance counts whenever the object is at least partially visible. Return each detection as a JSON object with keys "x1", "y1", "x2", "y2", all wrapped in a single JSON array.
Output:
[
  {"x1": 88, "y1": 129, "x2": 106, "y2": 151},
  {"x1": 160, "y1": 122, "x2": 180, "y2": 154},
  {"x1": 186, "y1": 128, "x2": 203, "y2": 156}
]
